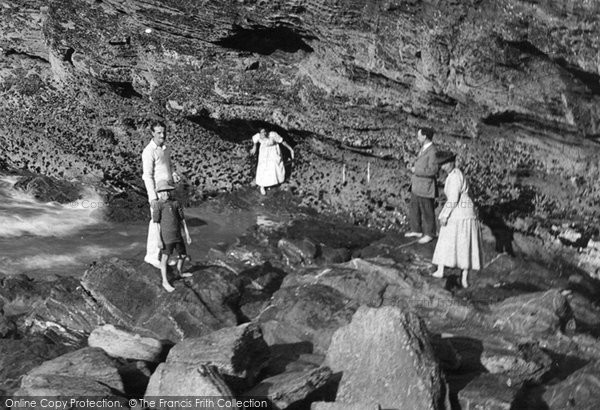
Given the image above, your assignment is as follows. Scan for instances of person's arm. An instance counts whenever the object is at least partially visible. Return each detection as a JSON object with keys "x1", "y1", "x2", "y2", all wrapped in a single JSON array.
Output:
[
  {"x1": 142, "y1": 147, "x2": 158, "y2": 202},
  {"x1": 182, "y1": 219, "x2": 192, "y2": 245},
  {"x1": 178, "y1": 204, "x2": 192, "y2": 244},
  {"x1": 439, "y1": 172, "x2": 462, "y2": 225},
  {"x1": 280, "y1": 141, "x2": 295, "y2": 160},
  {"x1": 249, "y1": 134, "x2": 259, "y2": 155}
]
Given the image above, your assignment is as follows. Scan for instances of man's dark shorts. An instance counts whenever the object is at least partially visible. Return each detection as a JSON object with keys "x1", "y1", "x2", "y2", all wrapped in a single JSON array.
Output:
[{"x1": 161, "y1": 241, "x2": 187, "y2": 258}]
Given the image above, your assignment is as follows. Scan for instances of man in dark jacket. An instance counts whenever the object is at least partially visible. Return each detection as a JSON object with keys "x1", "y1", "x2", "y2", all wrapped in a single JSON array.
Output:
[{"x1": 405, "y1": 127, "x2": 439, "y2": 244}]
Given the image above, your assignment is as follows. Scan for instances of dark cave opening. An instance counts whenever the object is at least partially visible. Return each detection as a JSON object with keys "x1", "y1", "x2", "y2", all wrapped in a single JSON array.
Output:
[
  {"x1": 186, "y1": 115, "x2": 294, "y2": 145},
  {"x1": 215, "y1": 25, "x2": 314, "y2": 55},
  {"x1": 105, "y1": 81, "x2": 142, "y2": 98}
]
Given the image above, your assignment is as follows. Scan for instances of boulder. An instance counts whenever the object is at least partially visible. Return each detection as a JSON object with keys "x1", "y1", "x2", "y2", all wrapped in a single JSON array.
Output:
[
  {"x1": 166, "y1": 323, "x2": 269, "y2": 389},
  {"x1": 16, "y1": 374, "x2": 122, "y2": 399},
  {"x1": 543, "y1": 360, "x2": 600, "y2": 409},
  {"x1": 0, "y1": 274, "x2": 57, "y2": 317},
  {"x1": 145, "y1": 363, "x2": 235, "y2": 401},
  {"x1": 318, "y1": 246, "x2": 352, "y2": 265},
  {"x1": 457, "y1": 373, "x2": 518, "y2": 410},
  {"x1": 282, "y1": 265, "x2": 386, "y2": 307},
  {"x1": 566, "y1": 291, "x2": 600, "y2": 333},
  {"x1": 278, "y1": 238, "x2": 318, "y2": 265},
  {"x1": 88, "y1": 324, "x2": 167, "y2": 362},
  {"x1": 80, "y1": 258, "x2": 241, "y2": 341},
  {"x1": 480, "y1": 342, "x2": 553, "y2": 384},
  {"x1": 258, "y1": 284, "x2": 359, "y2": 354},
  {"x1": 245, "y1": 367, "x2": 334, "y2": 410},
  {"x1": 23, "y1": 347, "x2": 124, "y2": 392},
  {"x1": 23, "y1": 259, "x2": 243, "y2": 345},
  {"x1": 325, "y1": 306, "x2": 448, "y2": 410},
  {"x1": 22, "y1": 277, "x2": 109, "y2": 345},
  {"x1": 16, "y1": 347, "x2": 124, "y2": 397},
  {"x1": 490, "y1": 290, "x2": 571, "y2": 335},
  {"x1": 0, "y1": 337, "x2": 72, "y2": 395}
]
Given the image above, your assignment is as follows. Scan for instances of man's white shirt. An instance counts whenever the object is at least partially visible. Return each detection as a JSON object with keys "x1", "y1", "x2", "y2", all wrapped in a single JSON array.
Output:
[{"x1": 142, "y1": 139, "x2": 173, "y2": 202}]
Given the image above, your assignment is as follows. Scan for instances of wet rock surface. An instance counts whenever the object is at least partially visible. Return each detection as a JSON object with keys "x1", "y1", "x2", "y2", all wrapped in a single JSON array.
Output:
[{"x1": 1, "y1": 204, "x2": 600, "y2": 407}]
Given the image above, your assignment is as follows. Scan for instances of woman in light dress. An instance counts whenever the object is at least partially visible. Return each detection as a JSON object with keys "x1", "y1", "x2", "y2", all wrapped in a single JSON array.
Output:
[
  {"x1": 432, "y1": 152, "x2": 483, "y2": 288},
  {"x1": 250, "y1": 128, "x2": 294, "y2": 195}
]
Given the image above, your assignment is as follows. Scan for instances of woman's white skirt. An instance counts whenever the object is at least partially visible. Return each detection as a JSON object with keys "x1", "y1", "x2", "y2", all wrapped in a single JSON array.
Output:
[
  {"x1": 256, "y1": 145, "x2": 285, "y2": 187},
  {"x1": 433, "y1": 217, "x2": 483, "y2": 270}
]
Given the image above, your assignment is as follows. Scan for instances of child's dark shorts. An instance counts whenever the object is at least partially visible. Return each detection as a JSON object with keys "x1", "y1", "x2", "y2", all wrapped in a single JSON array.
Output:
[{"x1": 161, "y1": 241, "x2": 187, "y2": 258}]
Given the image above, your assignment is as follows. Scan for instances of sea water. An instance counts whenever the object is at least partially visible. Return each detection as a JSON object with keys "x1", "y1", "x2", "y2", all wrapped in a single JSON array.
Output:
[{"x1": 0, "y1": 174, "x2": 270, "y2": 277}]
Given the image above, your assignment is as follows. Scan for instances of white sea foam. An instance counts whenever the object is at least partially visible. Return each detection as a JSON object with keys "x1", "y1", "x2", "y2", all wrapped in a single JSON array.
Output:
[
  {"x1": 0, "y1": 175, "x2": 106, "y2": 237},
  {"x1": 0, "y1": 243, "x2": 140, "y2": 274}
]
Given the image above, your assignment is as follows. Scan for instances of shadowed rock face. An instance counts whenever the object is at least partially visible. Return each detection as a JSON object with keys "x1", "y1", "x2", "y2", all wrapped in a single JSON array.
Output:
[{"x1": 1, "y1": 0, "x2": 600, "y2": 232}]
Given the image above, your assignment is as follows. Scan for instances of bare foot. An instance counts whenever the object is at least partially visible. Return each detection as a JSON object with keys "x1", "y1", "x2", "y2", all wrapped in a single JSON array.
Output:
[
  {"x1": 162, "y1": 281, "x2": 175, "y2": 292},
  {"x1": 432, "y1": 270, "x2": 444, "y2": 278},
  {"x1": 259, "y1": 186, "x2": 266, "y2": 195}
]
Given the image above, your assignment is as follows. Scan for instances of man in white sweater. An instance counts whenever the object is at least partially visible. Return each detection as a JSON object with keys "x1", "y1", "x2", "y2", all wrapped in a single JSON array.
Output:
[{"x1": 142, "y1": 121, "x2": 180, "y2": 268}]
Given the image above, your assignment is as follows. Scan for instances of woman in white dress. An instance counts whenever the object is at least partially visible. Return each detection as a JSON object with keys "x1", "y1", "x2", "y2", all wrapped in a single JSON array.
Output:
[
  {"x1": 250, "y1": 128, "x2": 294, "y2": 195},
  {"x1": 432, "y1": 152, "x2": 483, "y2": 288}
]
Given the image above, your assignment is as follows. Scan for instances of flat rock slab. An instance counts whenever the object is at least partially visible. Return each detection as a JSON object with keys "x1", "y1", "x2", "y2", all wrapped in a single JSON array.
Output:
[
  {"x1": 16, "y1": 347, "x2": 124, "y2": 397},
  {"x1": 543, "y1": 360, "x2": 600, "y2": 409},
  {"x1": 245, "y1": 366, "x2": 333, "y2": 410},
  {"x1": 258, "y1": 284, "x2": 359, "y2": 354},
  {"x1": 88, "y1": 324, "x2": 166, "y2": 362},
  {"x1": 166, "y1": 322, "x2": 269, "y2": 388},
  {"x1": 490, "y1": 289, "x2": 571, "y2": 335},
  {"x1": 325, "y1": 306, "x2": 447, "y2": 410},
  {"x1": 282, "y1": 265, "x2": 387, "y2": 307},
  {"x1": 145, "y1": 363, "x2": 235, "y2": 402},
  {"x1": 81, "y1": 258, "x2": 241, "y2": 341},
  {"x1": 0, "y1": 337, "x2": 72, "y2": 395},
  {"x1": 458, "y1": 373, "x2": 517, "y2": 410}
]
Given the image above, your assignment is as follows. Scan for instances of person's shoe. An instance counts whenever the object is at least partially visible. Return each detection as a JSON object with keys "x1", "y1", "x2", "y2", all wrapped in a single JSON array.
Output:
[
  {"x1": 461, "y1": 278, "x2": 469, "y2": 288},
  {"x1": 179, "y1": 272, "x2": 193, "y2": 278},
  {"x1": 144, "y1": 256, "x2": 161, "y2": 269},
  {"x1": 168, "y1": 258, "x2": 177, "y2": 266},
  {"x1": 162, "y1": 281, "x2": 175, "y2": 292},
  {"x1": 405, "y1": 232, "x2": 423, "y2": 238},
  {"x1": 418, "y1": 235, "x2": 434, "y2": 244},
  {"x1": 431, "y1": 270, "x2": 444, "y2": 278},
  {"x1": 259, "y1": 186, "x2": 266, "y2": 195}
]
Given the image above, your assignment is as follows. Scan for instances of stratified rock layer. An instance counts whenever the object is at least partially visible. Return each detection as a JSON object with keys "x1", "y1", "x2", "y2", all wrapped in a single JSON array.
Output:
[{"x1": 1, "y1": 0, "x2": 600, "y2": 240}]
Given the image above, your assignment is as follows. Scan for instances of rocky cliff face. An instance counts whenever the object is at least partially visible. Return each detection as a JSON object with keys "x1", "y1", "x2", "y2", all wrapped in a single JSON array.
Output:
[{"x1": 1, "y1": 0, "x2": 599, "y2": 230}]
